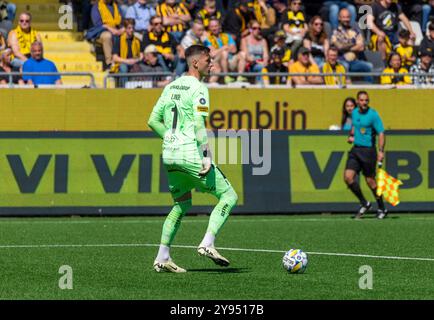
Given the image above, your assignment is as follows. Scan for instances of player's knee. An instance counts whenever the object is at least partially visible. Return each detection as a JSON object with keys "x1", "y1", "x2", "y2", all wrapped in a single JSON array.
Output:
[{"x1": 223, "y1": 188, "x2": 238, "y2": 208}]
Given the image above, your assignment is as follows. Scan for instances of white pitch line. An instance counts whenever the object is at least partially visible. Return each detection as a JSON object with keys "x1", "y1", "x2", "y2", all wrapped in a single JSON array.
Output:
[
  {"x1": 0, "y1": 242, "x2": 434, "y2": 262},
  {"x1": 1, "y1": 216, "x2": 434, "y2": 225}
]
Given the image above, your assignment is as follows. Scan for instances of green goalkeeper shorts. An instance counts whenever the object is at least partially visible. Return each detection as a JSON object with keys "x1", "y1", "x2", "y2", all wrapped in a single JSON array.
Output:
[{"x1": 163, "y1": 160, "x2": 232, "y2": 200}]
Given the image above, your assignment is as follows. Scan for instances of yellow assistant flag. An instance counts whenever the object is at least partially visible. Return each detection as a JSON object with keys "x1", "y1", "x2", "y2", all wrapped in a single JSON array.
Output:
[{"x1": 376, "y1": 168, "x2": 403, "y2": 206}]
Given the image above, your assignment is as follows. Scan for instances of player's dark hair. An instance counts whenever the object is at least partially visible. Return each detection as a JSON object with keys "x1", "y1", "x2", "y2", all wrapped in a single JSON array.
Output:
[
  {"x1": 357, "y1": 90, "x2": 369, "y2": 99},
  {"x1": 341, "y1": 97, "x2": 356, "y2": 128},
  {"x1": 185, "y1": 45, "x2": 210, "y2": 63}
]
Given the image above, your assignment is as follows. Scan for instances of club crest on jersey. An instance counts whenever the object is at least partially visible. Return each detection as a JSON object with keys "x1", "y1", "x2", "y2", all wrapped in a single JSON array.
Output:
[
  {"x1": 199, "y1": 98, "x2": 206, "y2": 105},
  {"x1": 360, "y1": 128, "x2": 366, "y2": 134}
]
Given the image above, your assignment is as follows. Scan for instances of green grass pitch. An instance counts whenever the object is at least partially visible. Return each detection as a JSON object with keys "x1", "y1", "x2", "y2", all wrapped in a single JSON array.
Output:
[{"x1": 1, "y1": 214, "x2": 434, "y2": 300}]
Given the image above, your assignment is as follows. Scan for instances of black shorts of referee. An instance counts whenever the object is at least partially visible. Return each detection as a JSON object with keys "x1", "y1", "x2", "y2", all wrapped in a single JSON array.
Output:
[{"x1": 345, "y1": 146, "x2": 377, "y2": 178}]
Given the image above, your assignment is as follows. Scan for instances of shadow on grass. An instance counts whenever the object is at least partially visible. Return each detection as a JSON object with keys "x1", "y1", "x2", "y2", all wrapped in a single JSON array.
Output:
[{"x1": 187, "y1": 267, "x2": 250, "y2": 274}]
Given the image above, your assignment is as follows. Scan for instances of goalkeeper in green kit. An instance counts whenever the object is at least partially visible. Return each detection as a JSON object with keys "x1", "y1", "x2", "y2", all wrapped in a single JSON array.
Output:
[{"x1": 147, "y1": 45, "x2": 238, "y2": 273}]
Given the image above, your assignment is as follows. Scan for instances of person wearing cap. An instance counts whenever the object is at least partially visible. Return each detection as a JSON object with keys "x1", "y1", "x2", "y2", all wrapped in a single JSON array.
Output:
[
  {"x1": 409, "y1": 47, "x2": 434, "y2": 85},
  {"x1": 261, "y1": 48, "x2": 287, "y2": 85},
  {"x1": 419, "y1": 22, "x2": 434, "y2": 59},
  {"x1": 270, "y1": 30, "x2": 292, "y2": 67},
  {"x1": 287, "y1": 46, "x2": 323, "y2": 86},
  {"x1": 131, "y1": 44, "x2": 171, "y2": 88}
]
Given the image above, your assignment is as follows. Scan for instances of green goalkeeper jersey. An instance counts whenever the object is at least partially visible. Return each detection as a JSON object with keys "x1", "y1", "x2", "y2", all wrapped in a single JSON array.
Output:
[{"x1": 149, "y1": 75, "x2": 210, "y2": 162}]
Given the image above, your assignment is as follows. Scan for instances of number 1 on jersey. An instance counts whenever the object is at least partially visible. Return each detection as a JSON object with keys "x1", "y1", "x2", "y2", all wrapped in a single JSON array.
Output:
[{"x1": 171, "y1": 103, "x2": 178, "y2": 131}]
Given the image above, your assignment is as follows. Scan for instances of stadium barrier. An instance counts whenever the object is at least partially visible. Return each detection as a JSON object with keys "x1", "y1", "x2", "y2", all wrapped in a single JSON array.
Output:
[
  {"x1": 0, "y1": 72, "x2": 97, "y2": 88},
  {"x1": 0, "y1": 130, "x2": 432, "y2": 216},
  {"x1": 0, "y1": 88, "x2": 432, "y2": 131},
  {"x1": 103, "y1": 72, "x2": 434, "y2": 89}
]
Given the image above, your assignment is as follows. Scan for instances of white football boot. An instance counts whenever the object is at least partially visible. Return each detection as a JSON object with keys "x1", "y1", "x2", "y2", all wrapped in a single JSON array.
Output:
[
  {"x1": 153, "y1": 259, "x2": 187, "y2": 273},
  {"x1": 197, "y1": 247, "x2": 230, "y2": 267}
]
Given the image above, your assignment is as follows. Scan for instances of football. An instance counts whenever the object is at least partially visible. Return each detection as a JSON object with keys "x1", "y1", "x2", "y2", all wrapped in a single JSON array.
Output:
[{"x1": 282, "y1": 249, "x2": 308, "y2": 274}]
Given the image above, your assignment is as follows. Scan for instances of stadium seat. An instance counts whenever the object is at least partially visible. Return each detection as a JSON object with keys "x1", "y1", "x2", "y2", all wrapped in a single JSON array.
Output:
[{"x1": 364, "y1": 50, "x2": 385, "y2": 73}]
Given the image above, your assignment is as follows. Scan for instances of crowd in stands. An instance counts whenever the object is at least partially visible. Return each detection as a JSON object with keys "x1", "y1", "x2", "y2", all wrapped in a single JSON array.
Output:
[
  {"x1": 78, "y1": 0, "x2": 434, "y2": 87},
  {"x1": 0, "y1": 0, "x2": 434, "y2": 87}
]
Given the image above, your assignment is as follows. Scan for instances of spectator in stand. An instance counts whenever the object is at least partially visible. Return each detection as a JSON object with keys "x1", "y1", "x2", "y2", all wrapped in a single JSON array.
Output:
[
  {"x1": 181, "y1": 19, "x2": 206, "y2": 49},
  {"x1": 248, "y1": 0, "x2": 276, "y2": 40},
  {"x1": 241, "y1": 19, "x2": 269, "y2": 83},
  {"x1": 0, "y1": 48, "x2": 23, "y2": 85},
  {"x1": 223, "y1": 0, "x2": 254, "y2": 44},
  {"x1": 303, "y1": 15, "x2": 329, "y2": 68},
  {"x1": 270, "y1": 30, "x2": 292, "y2": 67},
  {"x1": 0, "y1": 1, "x2": 16, "y2": 38},
  {"x1": 117, "y1": 0, "x2": 135, "y2": 18},
  {"x1": 196, "y1": 0, "x2": 223, "y2": 29},
  {"x1": 287, "y1": 46, "x2": 323, "y2": 85},
  {"x1": 321, "y1": 1, "x2": 356, "y2": 30},
  {"x1": 340, "y1": 97, "x2": 356, "y2": 131},
  {"x1": 281, "y1": 0, "x2": 308, "y2": 55},
  {"x1": 22, "y1": 41, "x2": 62, "y2": 86},
  {"x1": 7, "y1": 12, "x2": 41, "y2": 70},
  {"x1": 111, "y1": 19, "x2": 143, "y2": 87},
  {"x1": 261, "y1": 48, "x2": 287, "y2": 85},
  {"x1": 410, "y1": 47, "x2": 434, "y2": 85},
  {"x1": 270, "y1": 0, "x2": 287, "y2": 22},
  {"x1": 331, "y1": 8, "x2": 373, "y2": 83},
  {"x1": 322, "y1": 46, "x2": 349, "y2": 86},
  {"x1": 156, "y1": 0, "x2": 192, "y2": 43},
  {"x1": 87, "y1": 0, "x2": 125, "y2": 70},
  {"x1": 394, "y1": 29, "x2": 416, "y2": 69},
  {"x1": 420, "y1": 22, "x2": 434, "y2": 56},
  {"x1": 0, "y1": 30, "x2": 5, "y2": 51},
  {"x1": 131, "y1": 44, "x2": 171, "y2": 87},
  {"x1": 422, "y1": 1, "x2": 434, "y2": 33},
  {"x1": 125, "y1": 0, "x2": 156, "y2": 41},
  {"x1": 204, "y1": 18, "x2": 248, "y2": 83},
  {"x1": 367, "y1": 0, "x2": 415, "y2": 61},
  {"x1": 381, "y1": 52, "x2": 411, "y2": 85},
  {"x1": 142, "y1": 15, "x2": 185, "y2": 76}
]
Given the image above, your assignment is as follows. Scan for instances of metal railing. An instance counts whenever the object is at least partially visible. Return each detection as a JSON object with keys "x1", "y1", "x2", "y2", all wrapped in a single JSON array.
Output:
[
  {"x1": 0, "y1": 72, "x2": 97, "y2": 88},
  {"x1": 103, "y1": 71, "x2": 434, "y2": 89},
  {"x1": 104, "y1": 72, "x2": 175, "y2": 89}
]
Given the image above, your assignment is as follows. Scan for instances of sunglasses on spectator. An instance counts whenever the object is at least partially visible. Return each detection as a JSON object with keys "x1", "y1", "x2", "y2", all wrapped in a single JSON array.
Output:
[
  {"x1": 314, "y1": 22, "x2": 323, "y2": 26},
  {"x1": 252, "y1": 27, "x2": 261, "y2": 30},
  {"x1": 153, "y1": 22, "x2": 162, "y2": 26},
  {"x1": 292, "y1": 2, "x2": 302, "y2": 5},
  {"x1": 20, "y1": 19, "x2": 30, "y2": 23}
]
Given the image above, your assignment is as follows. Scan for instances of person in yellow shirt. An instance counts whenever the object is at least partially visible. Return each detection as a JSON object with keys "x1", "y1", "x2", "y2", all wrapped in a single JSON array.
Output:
[
  {"x1": 288, "y1": 46, "x2": 323, "y2": 85},
  {"x1": 322, "y1": 47, "x2": 349, "y2": 86},
  {"x1": 394, "y1": 29, "x2": 416, "y2": 69},
  {"x1": 7, "y1": 12, "x2": 41, "y2": 70},
  {"x1": 381, "y1": 52, "x2": 411, "y2": 85}
]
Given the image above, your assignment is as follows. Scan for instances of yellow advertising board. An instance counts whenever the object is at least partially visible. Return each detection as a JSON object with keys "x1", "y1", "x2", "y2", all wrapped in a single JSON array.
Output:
[{"x1": 0, "y1": 89, "x2": 432, "y2": 131}]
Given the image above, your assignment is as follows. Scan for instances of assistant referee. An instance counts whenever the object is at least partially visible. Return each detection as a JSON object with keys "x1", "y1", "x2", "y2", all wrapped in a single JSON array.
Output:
[{"x1": 344, "y1": 91, "x2": 387, "y2": 219}]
